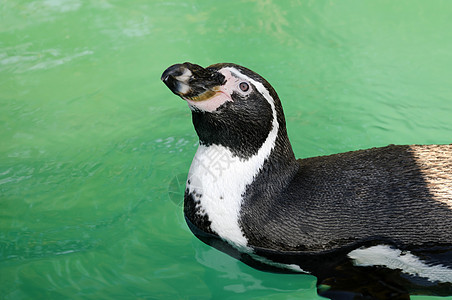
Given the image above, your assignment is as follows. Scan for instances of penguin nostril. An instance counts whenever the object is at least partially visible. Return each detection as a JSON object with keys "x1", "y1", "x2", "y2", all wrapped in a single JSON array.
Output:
[{"x1": 161, "y1": 64, "x2": 186, "y2": 82}]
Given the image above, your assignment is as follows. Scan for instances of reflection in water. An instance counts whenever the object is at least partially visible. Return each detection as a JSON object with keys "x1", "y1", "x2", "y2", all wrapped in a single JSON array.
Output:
[{"x1": 192, "y1": 240, "x2": 318, "y2": 298}]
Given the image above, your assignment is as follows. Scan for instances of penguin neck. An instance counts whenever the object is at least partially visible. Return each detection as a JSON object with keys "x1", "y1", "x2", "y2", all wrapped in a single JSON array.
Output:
[
  {"x1": 190, "y1": 100, "x2": 297, "y2": 163},
  {"x1": 191, "y1": 108, "x2": 273, "y2": 160},
  {"x1": 261, "y1": 121, "x2": 299, "y2": 184},
  {"x1": 191, "y1": 109, "x2": 298, "y2": 172}
]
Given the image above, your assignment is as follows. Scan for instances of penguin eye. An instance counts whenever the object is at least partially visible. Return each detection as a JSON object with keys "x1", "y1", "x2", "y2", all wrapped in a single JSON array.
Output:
[{"x1": 239, "y1": 82, "x2": 249, "y2": 92}]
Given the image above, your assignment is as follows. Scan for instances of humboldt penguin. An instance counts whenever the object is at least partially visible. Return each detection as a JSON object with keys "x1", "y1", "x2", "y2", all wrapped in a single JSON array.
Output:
[{"x1": 161, "y1": 62, "x2": 452, "y2": 300}]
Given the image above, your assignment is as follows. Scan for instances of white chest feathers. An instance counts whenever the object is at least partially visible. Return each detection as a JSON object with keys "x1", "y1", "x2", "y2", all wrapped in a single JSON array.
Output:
[
  {"x1": 186, "y1": 144, "x2": 253, "y2": 250},
  {"x1": 186, "y1": 129, "x2": 278, "y2": 250}
]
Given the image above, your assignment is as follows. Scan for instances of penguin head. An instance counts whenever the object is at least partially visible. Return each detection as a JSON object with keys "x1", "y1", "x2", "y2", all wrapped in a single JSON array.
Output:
[{"x1": 162, "y1": 62, "x2": 287, "y2": 158}]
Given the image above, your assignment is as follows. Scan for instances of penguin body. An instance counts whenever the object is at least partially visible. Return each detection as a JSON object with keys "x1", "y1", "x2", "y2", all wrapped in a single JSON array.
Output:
[
  {"x1": 162, "y1": 62, "x2": 452, "y2": 299},
  {"x1": 242, "y1": 144, "x2": 452, "y2": 252}
]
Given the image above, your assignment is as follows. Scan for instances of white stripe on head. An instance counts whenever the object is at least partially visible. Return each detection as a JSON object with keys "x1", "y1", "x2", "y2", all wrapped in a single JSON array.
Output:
[
  {"x1": 187, "y1": 67, "x2": 279, "y2": 250},
  {"x1": 225, "y1": 67, "x2": 276, "y2": 106},
  {"x1": 348, "y1": 245, "x2": 452, "y2": 283}
]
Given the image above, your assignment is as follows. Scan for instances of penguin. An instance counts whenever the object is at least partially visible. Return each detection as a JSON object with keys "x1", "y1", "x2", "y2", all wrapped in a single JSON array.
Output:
[{"x1": 161, "y1": 62, "x2": 452, "y2": 300}]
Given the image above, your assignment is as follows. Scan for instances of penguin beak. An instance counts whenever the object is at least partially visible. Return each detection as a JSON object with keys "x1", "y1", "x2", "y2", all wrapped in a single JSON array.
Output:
[{"x1": 161, "y1": 62, "x2": 226, "y2": 101}]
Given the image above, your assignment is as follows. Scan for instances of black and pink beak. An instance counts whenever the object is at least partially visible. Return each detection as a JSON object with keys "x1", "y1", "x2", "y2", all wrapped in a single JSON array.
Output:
[{"x1": 161, "y1": 62, "x2": 226, "y2": 101}]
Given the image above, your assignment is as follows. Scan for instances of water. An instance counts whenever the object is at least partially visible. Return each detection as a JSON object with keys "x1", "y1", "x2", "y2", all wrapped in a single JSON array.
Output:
[{"x1": 1, "y1": 1, "x2": 451, "y2": 299}]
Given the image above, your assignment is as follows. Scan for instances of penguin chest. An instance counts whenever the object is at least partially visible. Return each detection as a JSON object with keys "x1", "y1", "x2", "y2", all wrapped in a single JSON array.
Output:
[{"x1": 185, "y1": 144, "x2": 253, "y2": 249}]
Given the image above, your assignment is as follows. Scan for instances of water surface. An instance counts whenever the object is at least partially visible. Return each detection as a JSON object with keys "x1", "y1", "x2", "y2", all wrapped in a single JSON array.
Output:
[{"x1": 1, "y1": 1, "x2": 452, "y2": 299}]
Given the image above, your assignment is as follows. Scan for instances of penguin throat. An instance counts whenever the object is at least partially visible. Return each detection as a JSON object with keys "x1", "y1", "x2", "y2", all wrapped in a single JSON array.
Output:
[{"x1": 192, "y1": 110, "x2": 273, "y2": 159}]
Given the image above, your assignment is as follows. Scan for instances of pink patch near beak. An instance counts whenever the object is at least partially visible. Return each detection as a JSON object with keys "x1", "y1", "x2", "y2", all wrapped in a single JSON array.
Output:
[{"x1": 186, "y1": 69, "x2": 239, "y2": 112}]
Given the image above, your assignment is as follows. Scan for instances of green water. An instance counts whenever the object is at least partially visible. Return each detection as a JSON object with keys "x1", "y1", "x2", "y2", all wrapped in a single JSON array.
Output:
[{"x1": 1, "y1": 1, "x2": 451, "y2": 299}]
